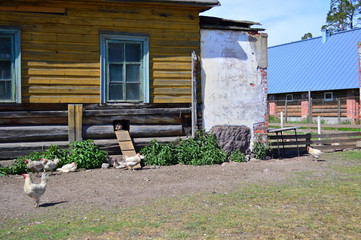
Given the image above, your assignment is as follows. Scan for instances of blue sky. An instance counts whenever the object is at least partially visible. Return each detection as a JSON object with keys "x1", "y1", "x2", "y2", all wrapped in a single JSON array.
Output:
[{"x1": 201, "y1": 0, "x2": 330, "y2": 47}]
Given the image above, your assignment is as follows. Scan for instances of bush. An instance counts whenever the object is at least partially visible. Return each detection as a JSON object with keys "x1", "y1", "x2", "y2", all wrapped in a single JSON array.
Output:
[
  {"x1": 0, "y1": 158, "x2": 28, "y2": 176},
  {"x1": 252, "y1": 135, "x2": 271, "y2": 160},
  {"x1": 0, "y1": 140, "x2": 108, "y2": 176},
  {"x1": 140, "y1": 139, "x2": 176, "y2": 166},
  {"x1": 228, "y1": 150, "x2": 246, "y2": 162},
  {"x1": 140, "y1": 130, "x2": 227, "y2": 166},
  {"x1": 175, "y1": 130, "x2": 226, "y2": 165},
  {"x1": 67, "y1": 140, "x2": 108, "y2": 169}
]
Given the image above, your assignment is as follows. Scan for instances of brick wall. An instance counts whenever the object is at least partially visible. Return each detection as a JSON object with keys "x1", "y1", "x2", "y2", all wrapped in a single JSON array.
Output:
[
  {"x1": 358, "y1": 42, "x2": 361, "y2": 122},
  {"x1": 255, "y1": 67, "x2": 268, "y2": 142}
]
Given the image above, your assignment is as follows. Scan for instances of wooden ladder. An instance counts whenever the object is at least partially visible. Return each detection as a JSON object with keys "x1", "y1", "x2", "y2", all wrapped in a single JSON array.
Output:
[{"x1": 114, "y1": 130, "x2": 141, "y2": 168}]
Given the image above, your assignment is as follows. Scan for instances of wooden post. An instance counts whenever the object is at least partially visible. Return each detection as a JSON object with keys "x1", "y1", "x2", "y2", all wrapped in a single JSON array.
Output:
[
  {"x1": 68, "y1": 104, "x2": 83, "y2": 143},
  {"x1": 337, "y1": 98, "x2": 341, "y2": 124},
  {"x1": 280, "y1": 112, "x2": 284, "y2": 128},
  {"x1": 308, "y1": 90, "x2": 312, "y2": 123},
  {"x1": 317, "y1": 116, "x2": 321, "y2": 141},
  {"x1": 285, "y1": 100, "x2": 288, "y2": 123}
]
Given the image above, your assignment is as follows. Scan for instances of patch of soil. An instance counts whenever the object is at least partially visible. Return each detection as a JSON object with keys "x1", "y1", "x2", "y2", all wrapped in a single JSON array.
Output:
[{"x1": 0, "y1": 154, "x2": 330, "y2": 220}]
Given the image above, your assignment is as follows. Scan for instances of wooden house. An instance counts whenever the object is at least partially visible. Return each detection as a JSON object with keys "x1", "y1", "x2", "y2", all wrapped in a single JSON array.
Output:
[
  {"x1": 0, "y1": 0, "x2": 220, "y2": 159},
  {"x1": 268, "y1": 29, "x2": 361, "y2": 124}
]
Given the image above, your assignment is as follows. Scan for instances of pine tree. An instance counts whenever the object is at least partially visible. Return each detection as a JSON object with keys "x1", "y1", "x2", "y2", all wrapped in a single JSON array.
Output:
[{"x1": 322, "y1": 0, "x2": 361, "y2": 32}]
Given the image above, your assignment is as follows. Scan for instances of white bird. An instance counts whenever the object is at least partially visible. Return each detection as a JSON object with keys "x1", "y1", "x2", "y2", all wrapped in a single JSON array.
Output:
[
  {"x1": 41, "y1": 158, "x2": 60, "y2": 172},
  {"x1": 307, "y1": 146, "x2": 323, "y2": 161},
  {"x1": 56, "y1": 162, "x2": 77, "y2": 173},
  {"x1": 124, "y1": 153, "x2": 144, "y2": 171},
  {"x1": 22, "y1": 173, "x2": 49, "y2": 207}
]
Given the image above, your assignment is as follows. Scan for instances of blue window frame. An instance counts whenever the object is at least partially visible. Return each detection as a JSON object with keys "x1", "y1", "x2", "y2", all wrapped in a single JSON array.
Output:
[
  {"x1": 0, "y1": 29, "x2": 21, "y2": 103},
  {"x1": 100, "y1": 33, "x2": 149, "y2": 103}
]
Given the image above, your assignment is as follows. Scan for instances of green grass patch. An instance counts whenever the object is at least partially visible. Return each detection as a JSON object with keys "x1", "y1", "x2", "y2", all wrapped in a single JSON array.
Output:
[{"x1": 1, "y1": 152, "x2": 360, "y2": 240}]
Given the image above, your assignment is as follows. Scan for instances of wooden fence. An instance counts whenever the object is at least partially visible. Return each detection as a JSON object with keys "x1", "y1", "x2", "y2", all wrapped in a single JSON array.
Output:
[
  {"x1": 268, "y1": 131, "x2": 361, "y2": 158},
  {"x1": 269, "y1": 96, "x2": 360, "y2": 123}
]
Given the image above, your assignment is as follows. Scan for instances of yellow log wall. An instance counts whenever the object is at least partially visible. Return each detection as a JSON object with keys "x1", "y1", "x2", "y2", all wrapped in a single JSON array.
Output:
[{"x1": 0, "y1": 0, "x2": 201, "y2": 103}]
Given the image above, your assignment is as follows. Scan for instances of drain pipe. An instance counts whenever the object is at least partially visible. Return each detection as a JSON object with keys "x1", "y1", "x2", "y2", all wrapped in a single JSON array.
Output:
[{"x1": 191, "y1": 51, "x2": 198, "y2": 138}]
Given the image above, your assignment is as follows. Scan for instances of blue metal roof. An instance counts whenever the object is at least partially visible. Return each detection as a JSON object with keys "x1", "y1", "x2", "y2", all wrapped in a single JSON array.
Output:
[{"x1": 268, "y1": 28, "x2": 361, "y2": 94}]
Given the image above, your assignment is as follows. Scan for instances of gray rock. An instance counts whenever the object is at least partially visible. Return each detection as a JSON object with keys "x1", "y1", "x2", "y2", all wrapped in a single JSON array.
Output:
[{"x1": 210, "y1": 125, "x2": 251, "y2": 154}]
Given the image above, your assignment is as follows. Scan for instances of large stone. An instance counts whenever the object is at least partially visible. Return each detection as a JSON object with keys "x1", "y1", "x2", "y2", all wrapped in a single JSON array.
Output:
[{"x1": 210, "y1": 125, "x2": 251, "y2": 154}]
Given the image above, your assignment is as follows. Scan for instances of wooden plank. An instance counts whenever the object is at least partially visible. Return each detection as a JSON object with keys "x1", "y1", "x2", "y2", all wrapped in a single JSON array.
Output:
[
  {"x1": 269, "y1": 138, "x2": 361, "y2": 146},
  {"x1": 25, "y1": 77, "x2": 99, "y2": 86},
  {"x1": 114, "y1": 130, "x2": 138, "y2": 168},
  {"x1": 0, "y1": 125, "x2": 68, "y2": 142},
  {"x1": 26, "y1": 86, "x2": 100, "y2": 95},
  {"x1": 0, "y1": 6, "x2": 66, "y2": 14},
  {"x1": 68, "y1": 104, "x2": 76, "y2": 142},
  {"x1": 269, "y1": 123, "x2": 361, "y2": 129},
  {"x1": 25, "y1": 96, "x2": 99, "y2": 104},
  {"x1": 75, "y1": 104, "x2": 83, "y2": 141},
  {"x1": 83, "y1": 115, "x2": 183, "y2": 125}
]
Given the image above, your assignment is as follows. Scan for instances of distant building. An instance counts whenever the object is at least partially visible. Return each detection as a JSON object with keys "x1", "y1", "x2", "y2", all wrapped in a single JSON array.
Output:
[{"x1": 268, "y1": 28, "x2": 361, "y2": 123}]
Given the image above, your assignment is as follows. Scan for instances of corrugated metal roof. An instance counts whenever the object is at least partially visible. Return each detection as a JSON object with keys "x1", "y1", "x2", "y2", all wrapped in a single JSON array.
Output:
[{"x1": 268, "y1": 28, "x2": 361, "y2": 94}]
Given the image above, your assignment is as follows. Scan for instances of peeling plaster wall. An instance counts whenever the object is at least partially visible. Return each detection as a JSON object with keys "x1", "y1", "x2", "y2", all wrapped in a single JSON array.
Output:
[{"x1": 200, "y1": 29, "x2": 268, "y2": 142}]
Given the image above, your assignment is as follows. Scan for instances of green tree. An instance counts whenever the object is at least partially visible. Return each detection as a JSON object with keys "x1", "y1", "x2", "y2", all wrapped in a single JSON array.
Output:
[
  {"x1": 322, "y1": 0, "x2": 361, "y2": 32},
  {"x1": 301, "y1": 32, "x2": 313, "y2": 40}
]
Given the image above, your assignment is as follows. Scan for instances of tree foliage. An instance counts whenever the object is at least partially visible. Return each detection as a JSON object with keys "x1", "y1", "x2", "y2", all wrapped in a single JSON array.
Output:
[
  {"x1": 301, "y1": 32, "x2": 313, "y2": 40},
  {"x1": 323, "y1": 0, "x2": 361, "y2": 32}
]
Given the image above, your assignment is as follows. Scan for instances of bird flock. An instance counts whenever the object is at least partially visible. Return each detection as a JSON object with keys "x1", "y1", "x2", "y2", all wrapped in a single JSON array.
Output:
[{"x1": 22, "y1": 153, "x2": 144, "y2": 208}]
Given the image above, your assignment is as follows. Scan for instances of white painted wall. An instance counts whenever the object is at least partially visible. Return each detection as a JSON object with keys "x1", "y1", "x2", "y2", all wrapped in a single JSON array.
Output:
[{"x1": 200, "y1": 29, "x2": 268, "y2": 138}]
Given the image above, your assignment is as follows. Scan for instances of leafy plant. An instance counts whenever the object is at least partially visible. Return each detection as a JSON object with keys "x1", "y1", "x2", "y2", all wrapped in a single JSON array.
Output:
[
  {"x1": 175, "y1": 130, "x2": 226, "y2": 165},
  {"x1": 252, "y1": 135, "x2": 270, "y2": 160},
  {"x1": 1, "y1": 158, "x2": 28, "y2": 175},
  {"x1": 140, "y1": 139, "x2": 176, "y2": 166},
  {"x1": 228, "y1": 150, "x2": 246, "y2": 162},
  {"x1": 67, "y1": 140, "x2": 108, "y2": 169},
  {"x1": 140, "y1": 130, "x2": 227, "y2": 166}
]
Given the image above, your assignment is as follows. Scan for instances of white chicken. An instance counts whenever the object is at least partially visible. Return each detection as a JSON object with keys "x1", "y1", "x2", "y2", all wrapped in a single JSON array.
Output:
[
  {"x1": 41, "y1": 158, "x2": 60, "y2": 172},
  {"x1": 25, "y1": 159, "x2": 44, "y2": 175},
  {"x1": 113, "y1": 158, "x2": 125, "y2": 169},
  {"x1": 124, "y1": 153, "x2": 144, "y2": 171},
  {"x1": 56, "y1": 162, "x2": 77, "y2": 173},
  {"x1": 307, "y1": 146, "x2": 323, "y2": 161},
  {"x1": 22, "y1": 173, "x2": 49, "y2": 207}
]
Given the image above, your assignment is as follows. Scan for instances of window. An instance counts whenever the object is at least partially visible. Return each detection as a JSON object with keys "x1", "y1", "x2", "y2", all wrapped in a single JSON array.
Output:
[
  {"x1": 324, "y1": 92, "x2": 333, "y2": 101},
  {"x1": 100, "y1": 33, "x2": 149, "y2": 103},
  {"x1": 286, "y1": 94, "x2": 293, "y2": 102},
  {"x1": 0, "y1": 29, "x2": 21, "y2": 103}
]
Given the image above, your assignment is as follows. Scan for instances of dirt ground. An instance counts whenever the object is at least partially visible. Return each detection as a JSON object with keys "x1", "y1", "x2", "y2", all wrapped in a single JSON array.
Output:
[{"x1": 0, "y1": 154, "x2": 334, "y2": 220}]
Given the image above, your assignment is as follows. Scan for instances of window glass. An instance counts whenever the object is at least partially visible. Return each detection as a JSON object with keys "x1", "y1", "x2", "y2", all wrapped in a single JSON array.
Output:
[
  {"x1": 324, "y1": 92, "x2": 333, "y2": 101},
  {"x1": 286, "y1": 94, "x2": 293, "y2": 102},
  {"x1": 126, "y1": 83, "x2": 140, "y2": 100},
  {"x1": 125, "y1": 43, "x2": 141, "y2": 62},
  {"x1": 0, "y1": 81, "x2": 12, "y2": 100},
  {"x1": 109, "y1": 64, "x2": 123, "y2": 82},
  {"x1": 109, "y1": 83, "x2": 123, "y2": 100},
  {"x1": 108, "y1": 42, "x2": 124, "y2": 62},
  {"x1": 126, "y1": 64, "x2": 140, "y2": 82},
  {"x1": 0, "y1": 38, "x2": 11, "y2": 59},
  {"x1": 101, "y1": 34, "x2": 148, "y2": 103},
  {"x1": 0, "y1": 30, "x2": 21, "y2": 103},
  {"x1": 0, "y1": 61, "x2": 11, "y2": 79}
]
